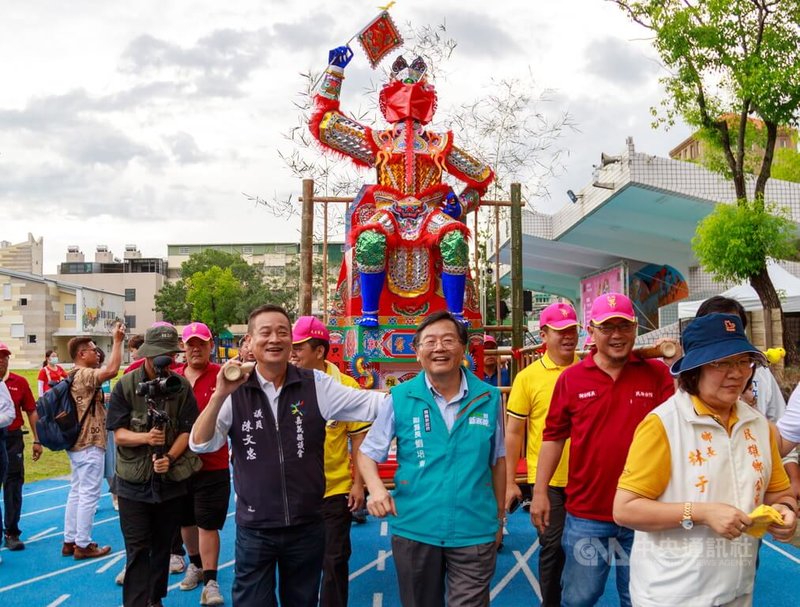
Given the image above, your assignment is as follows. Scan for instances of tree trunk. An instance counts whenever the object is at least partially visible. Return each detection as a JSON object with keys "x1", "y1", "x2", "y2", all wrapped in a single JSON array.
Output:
[{"x1": 750, "y1": 266, "x2": 799, "y2": 364}]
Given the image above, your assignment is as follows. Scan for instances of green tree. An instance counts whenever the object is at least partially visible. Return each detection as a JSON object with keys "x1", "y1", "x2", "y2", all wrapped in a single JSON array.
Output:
[
  {"x1": 614, "y1": 0, "x2": 800, "y2": 361},
  {"x1": 693, "y1": 200, "x2": 796, "y2": 285},
  {"x1": 185, "y1": 267, "x2": 242, "y2": 337},
  {"x1": 154, "y1": 249, "x2": 295, "y2": 329},
  {"x1": 153, "y1": 281, "x2": 192, "y2": 325}
]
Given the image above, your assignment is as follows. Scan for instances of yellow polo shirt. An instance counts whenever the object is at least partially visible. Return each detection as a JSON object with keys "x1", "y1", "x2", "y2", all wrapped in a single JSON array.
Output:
[
  {"x1": 506, "y1": 352, "x2": 578, "y2": 486},
  {"x1": 619, "y1": 396, "x2": 788, "y2": 499},
  {"x1": 324, "y1": 361, "x2": 371, "y2": 497}
]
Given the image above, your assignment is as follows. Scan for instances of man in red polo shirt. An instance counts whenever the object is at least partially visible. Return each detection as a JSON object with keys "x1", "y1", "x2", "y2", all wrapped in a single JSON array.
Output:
[
  {"x1": 532, "y1": 293, "x2": 675, "y2": 607},
  {"x1": 0, "y1": 342, "x2": 40, "y2": 552},
  {"x1": 175, "y1": 322, "x2": 226, "y2": 606}
]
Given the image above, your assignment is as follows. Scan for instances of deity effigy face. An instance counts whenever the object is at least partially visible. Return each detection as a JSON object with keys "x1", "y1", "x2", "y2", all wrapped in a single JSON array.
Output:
[{"x1": 379, "y1": 79, "x2": 437, "y2": 124}]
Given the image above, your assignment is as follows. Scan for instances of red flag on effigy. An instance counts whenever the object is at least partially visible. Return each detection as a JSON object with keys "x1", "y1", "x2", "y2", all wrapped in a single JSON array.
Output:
[{"x1": 358, "y1": 11, "x2": 403, "y2": 69}]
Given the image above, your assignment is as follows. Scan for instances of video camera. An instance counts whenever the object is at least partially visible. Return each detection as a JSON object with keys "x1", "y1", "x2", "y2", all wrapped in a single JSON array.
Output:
[{"x1": 135, "y1": 355, "x2": 181, "y2": 399}]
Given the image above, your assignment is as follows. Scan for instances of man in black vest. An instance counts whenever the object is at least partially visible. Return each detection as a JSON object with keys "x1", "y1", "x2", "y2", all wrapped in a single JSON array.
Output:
[
  {"x1": 191, "y1": 304, "x2": 387, "y2": 607},
  {"x1": 107, "y1": 324, "x2": 201, "y2": 607}
]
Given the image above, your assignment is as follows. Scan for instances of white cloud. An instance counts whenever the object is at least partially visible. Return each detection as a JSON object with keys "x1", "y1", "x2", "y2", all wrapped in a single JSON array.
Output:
[{"x1": 0, "y1": 0, "x2": 690, "y2": 272}]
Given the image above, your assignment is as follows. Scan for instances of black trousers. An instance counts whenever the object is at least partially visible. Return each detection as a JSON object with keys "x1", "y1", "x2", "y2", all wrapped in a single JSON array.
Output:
[
  {"x1": 2, "y1": 429, "x2": 24, "y2": 537},
  {"x1": 119, "y1": 495, "x2": 184, "y2": 607},
  {"x1": 232, "y1": 520, "x2": 325, "y2": 607},
  {"x1": 534, "y1": 484, "x2": 567, "y2": 607},
  {"x1": 320, "y1": 494, "x2": 352, "y2": 607}
]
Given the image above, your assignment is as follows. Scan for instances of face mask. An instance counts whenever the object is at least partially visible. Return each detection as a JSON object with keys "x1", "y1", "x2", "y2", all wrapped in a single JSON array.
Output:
[{"x1": 50, "y1": 356, "x2": 59, "y2": 364}]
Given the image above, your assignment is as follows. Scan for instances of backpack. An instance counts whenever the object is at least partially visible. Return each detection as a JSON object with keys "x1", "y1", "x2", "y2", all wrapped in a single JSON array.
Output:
[{"x1": 35, "y1": 375, "x2": 96, "y2": 451}]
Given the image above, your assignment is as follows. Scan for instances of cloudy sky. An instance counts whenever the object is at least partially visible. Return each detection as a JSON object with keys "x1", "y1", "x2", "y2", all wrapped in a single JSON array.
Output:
[{"x1": 0, "y1": 0, "x2": 690, "y2": 273}]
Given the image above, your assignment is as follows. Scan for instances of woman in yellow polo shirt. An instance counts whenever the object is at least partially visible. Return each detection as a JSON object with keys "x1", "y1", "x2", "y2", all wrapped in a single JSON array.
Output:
[{"x1": 614, "y1": 313, "x2": 797, "y2": 607}]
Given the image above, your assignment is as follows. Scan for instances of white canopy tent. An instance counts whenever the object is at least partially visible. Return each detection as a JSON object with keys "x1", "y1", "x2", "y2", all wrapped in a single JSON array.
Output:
[{"x1": 678, "y1": 263, "x2": 800, "y2": 318}]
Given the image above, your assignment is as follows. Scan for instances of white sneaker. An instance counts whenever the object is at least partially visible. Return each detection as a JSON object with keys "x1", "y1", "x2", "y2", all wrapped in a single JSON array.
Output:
[
  {"x1": 170, "y1": 553, "x2": 186, "y2": 574},
  {"x1": 180, "y1": 563, "x2": 203, "y2": 591},
  {"x1": 200, "y1": 579, "x2": 224, "y2": 605},
  {"x1": 115, "y1": 567, "x2": 126, "y2": 586}
]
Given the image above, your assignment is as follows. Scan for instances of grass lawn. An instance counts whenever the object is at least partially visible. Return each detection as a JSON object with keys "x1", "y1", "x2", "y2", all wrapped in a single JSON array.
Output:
[{"x1": 10, "y1": 367, "x2": 124, "y2": 482}]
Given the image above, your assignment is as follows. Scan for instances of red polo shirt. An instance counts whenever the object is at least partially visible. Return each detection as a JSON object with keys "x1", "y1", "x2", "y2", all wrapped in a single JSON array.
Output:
[
  {"x1": 542, "y1": 353, "x2": 675, "y2": 521},
  {"x1": 176, "y1": 362, "x2": 228, "y2": 471},
  {"x1": 4, "y1": 373, "x2": 36, "y2": 432}
]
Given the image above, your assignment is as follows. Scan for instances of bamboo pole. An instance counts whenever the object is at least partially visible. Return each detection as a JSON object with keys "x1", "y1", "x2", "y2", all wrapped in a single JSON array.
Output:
[
  {"x1": 322, "y1": 201, "x2": 329, "y2": 323},
  {"x1": 510, "y1": 183, "x2": 523, "y2": 379},
  {"x1": 300, "y1": 179, "x2": 314, "y2": 316}
]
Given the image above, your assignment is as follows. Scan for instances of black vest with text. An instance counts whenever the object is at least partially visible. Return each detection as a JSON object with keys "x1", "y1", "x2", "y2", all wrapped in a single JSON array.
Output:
[{"x1": 229, "y1": 365, "x2": 326, "y2": 528}]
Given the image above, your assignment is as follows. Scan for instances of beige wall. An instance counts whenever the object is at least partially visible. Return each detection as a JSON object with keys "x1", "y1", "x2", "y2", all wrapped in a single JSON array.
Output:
[
  {"x1": 0, "y1": 272, "x2": 125, "y2": 368},
  {"x1": 0, "y1": 233, "x2": 43, "y2": 276},
  {"x1": 48, "y1": 272, "x2": 164, "y2": 332},
  {"x1": 0, "y1": 277, "x2": 62, "y2": 366}
]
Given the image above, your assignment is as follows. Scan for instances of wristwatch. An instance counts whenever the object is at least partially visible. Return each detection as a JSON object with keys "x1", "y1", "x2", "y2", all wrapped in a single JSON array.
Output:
[{"x1": 681, "y1": 502, "x2": 694, "y2": 530}]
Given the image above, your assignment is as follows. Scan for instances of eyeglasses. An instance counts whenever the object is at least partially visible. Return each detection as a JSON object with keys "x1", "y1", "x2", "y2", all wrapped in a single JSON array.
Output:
[
  {"x1": 417, "y1": 336, "x2": 461, "y2": 351},
  {"x1": 706, "y1": 358, "x2": 756, "y2": 373},
  {"x1": 590, "y1": 322, "x2": 637, "y2": 335}
]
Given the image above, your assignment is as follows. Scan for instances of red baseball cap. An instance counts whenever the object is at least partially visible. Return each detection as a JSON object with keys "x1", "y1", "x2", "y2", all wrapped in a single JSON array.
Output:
[
  {"x1": 539, "y1": 302, "x2": 579, "y2": 330},
  {"x1": 292, "y1": 316, "x2": 329, "y2": 344},
  {"x1": 0, "y1": 342, "x2": 10, "y2": 356},
  {"x1": 589, "y1": 293, "x2": 636, "y2": 324},
  {"x1": 182, "y1": 322, "x2": 213, "y2": 343}
]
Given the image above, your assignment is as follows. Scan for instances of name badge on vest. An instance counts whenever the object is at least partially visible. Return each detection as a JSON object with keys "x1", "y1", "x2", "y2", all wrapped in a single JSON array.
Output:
[{"x1": 422, "y1": 408, "x2": 431, "y2": 432}]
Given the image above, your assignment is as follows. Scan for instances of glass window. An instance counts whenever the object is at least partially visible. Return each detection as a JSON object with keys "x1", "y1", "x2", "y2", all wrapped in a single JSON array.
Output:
[
  {"x1": 2, "y1": 284, "x2": 10, "y2": 300},
  {"x1": 124, "y1": 315, "x2": 136, "y2": 329},
  {"x1": 125, "y1": 288, "x2": 136, "y2": 302},
  {"x1": 64, "y1": 303, "x2": 77, "y2": 320},
  {"x1": 28, "y1": 335, "x2": 37, "y2": 344},
  {"x1": 10, "y1": 324, "x2": 24, "y2": 338},
  {"x1": 179, "y1": 247, "x2": 190, "y2": 255}
]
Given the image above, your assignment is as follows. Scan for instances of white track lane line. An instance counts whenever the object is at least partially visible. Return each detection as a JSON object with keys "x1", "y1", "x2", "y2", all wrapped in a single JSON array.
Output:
[
  {"x1": 763, "y1": 539, "x2": 800, "y2": 565},
  {"x1": 45, "y1": 594, "x2": 71, "y2": 607},
  {"x1": 349, "y1": 550, "x2": 394, "y2": 580},
  {"x1": 23, "y1": 484, "x2": 70, "y2": 497},
  {"x1": 489, "y1": 539, "x2": 540, "y2": 600}
]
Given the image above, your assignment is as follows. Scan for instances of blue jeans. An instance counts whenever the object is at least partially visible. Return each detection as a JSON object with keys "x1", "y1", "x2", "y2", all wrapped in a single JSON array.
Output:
[
  {"x1": 232, "y1": 520, "x2": 325, "y2": 607},
  {"x1": 560, "y1": 513, "x2": 634, "y2": 607}
]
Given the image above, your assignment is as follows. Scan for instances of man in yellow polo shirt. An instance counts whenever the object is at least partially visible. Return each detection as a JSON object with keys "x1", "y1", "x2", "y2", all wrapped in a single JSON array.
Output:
[
  {"x1": 290, "y1": 316, "x2": 371, "y2": 607},
  {"x1": 505, "y1": 302, "x2": 579, "y2": 607}
]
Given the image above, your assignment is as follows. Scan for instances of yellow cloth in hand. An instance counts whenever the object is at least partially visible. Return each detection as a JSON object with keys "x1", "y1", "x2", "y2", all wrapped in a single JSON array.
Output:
[{"x1": 745, "y1": 505, "x2": 784, "y2": 538}]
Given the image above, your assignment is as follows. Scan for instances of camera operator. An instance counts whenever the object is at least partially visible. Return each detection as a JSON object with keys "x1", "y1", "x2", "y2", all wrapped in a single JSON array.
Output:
[{"x1": 107, "y1": 325, "x2": 201, "y2": 607}]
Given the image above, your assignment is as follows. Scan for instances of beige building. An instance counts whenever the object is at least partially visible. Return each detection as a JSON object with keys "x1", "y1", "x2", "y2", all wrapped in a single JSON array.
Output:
[
  {"x1": 0, "y1": 267, "x2": 124, "y2": 368},
  {"x1": 167, "y1": 242, "x2": 344, "y2": 315},
  {"x1": 0, "y1": 233, "x2": 43, "y2": 276},
  {"x1": 49, "y1": 244, "x2": 166, "y2": 333}
]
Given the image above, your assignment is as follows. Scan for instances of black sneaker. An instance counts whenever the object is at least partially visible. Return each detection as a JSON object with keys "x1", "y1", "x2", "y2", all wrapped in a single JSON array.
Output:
[{"x1": 5, "y1": 535, "x2": 24, "y2": 551}]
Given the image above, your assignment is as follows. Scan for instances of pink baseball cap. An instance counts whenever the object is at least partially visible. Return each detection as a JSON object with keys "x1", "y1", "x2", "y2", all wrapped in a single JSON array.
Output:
[
  {"x1": 589, "y1": 293, "x2": 636, "y2": 324},
  {"x1": 0, "y1": 342, "x2": 10, "y2": 356},
  {"x1": 293, "y1": 316, "x2": 329, "y2": 344},
  {"x1": 483, "y1": 334, "x2": 497, "y2": 346},
  {"x1": 182, "y1": 322, "x2": 213, "y2": 342},
  {"x1": 539, "y1": 302, "x2": 579, "y2": 330}
]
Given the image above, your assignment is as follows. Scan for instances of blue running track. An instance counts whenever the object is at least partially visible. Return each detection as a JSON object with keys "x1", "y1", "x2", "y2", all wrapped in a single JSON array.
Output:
[{"x1": 1, "y1": 478, "x2": 799, "y2": 606}]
